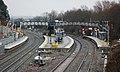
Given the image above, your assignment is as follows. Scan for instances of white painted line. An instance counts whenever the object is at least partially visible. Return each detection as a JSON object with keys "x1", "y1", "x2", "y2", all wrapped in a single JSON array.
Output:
[
  {"x1": 104, "y1": 55, "x2": 107, "y2": 67},
  {"x1": 39, "y1": 35, "x2": 48, "y2": 48},
  {"x1": 5, "y1": 36, "x2": 28, "y2": 49},
  {"x1": 64, "y1": 36, "x2": 74, "y2": 48},
  {"x1": 85, "y1": 36, "x2": 109, "y2": 47},
  {"x1": 39, "y1": 36, "x2": 74, "y2": 48}
]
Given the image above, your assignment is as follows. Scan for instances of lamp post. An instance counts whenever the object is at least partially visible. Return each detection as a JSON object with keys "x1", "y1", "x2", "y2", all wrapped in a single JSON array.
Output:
[{"x1": 106, "y1": 21, "x2": 109, "y2": 46}]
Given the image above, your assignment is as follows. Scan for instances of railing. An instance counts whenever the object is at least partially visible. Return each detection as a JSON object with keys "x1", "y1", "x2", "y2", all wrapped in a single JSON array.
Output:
[{"x1": 0, "y1": 36, "x2": 14, "y2": 45}]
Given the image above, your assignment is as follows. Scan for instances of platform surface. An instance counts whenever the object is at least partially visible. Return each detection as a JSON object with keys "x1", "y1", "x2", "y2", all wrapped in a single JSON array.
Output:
[
  {"x1": 39, "y1": 36, "x2": 74, "y2": 48},
  {"x1": 5, "y1": 36, "x2": 28, "y2": 49},
  {"x1": 85, "y1": 36, "x2": 109, "y2": 47}
]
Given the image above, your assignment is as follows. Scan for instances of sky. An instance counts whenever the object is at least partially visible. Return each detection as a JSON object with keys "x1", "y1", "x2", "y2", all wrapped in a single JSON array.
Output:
[{"x1": 4, "y1": 0, "x2": 119, "y2": 17}]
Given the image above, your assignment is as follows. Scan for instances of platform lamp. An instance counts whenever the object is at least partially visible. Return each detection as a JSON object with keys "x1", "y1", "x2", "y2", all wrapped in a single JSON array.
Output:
[{"x1": 105, "y1": 21, "x2": 110, "y2": 46}]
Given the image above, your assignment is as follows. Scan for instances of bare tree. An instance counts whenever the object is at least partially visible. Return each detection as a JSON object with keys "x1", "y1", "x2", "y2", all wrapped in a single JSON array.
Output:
[
  {"x1": 48, "y1": 10, "x2": 58, "y2": 22},
  {"x1": 94, "y1": 1, "x2": 103, "y2": 12}
]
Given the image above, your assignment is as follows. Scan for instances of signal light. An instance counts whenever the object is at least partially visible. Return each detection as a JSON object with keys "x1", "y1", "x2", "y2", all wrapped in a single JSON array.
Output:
[
  {"x1": 82, "y1": 28, "x2": 85, "y2": 31},
  {"x1": 94, "y1": 28, "x2": 97, "y2": 30}
]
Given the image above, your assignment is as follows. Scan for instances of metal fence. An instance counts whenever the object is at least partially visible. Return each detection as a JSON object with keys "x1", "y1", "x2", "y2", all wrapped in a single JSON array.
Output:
[{"x1": 0, "y1": 36, "x2": 14, "y2": 45}]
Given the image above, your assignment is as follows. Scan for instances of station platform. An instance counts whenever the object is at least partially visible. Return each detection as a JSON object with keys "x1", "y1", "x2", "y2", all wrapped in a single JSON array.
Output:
[
  {"x1": 85, "y1": 36, "x2": 109, "y2": 48},
  {"x1": 39, "y1": 36, "x2": 74, "y2": 49},
  {"x1": 5, "y1": 36, "x2": 28, "y2": 49}
]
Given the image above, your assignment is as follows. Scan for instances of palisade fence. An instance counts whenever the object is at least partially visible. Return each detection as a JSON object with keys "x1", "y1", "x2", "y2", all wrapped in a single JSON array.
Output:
[{"x1": 0, "y1": 36, "x2": 14, "y2": 45}]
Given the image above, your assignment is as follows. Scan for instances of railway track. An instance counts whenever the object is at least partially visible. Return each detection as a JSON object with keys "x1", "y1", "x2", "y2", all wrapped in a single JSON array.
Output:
[
  {"x1": 50, "y1": 36, "x2": 97, "y2": 72},
  {"x1": 76, "y1": 39, "x2": 96, "y2": 72},
  {"x1": 0, "y1": 33, "x2": 31, "y2": 60},
  {"x1": 0, "y1": 31, "x2": 43, "y2": 72},
  {"x1": 64, "y1": 39, "x2": 89, "y2": 72},
  {"x1": 85, "y1": 41, "x2": 96, "y2": 72},
  {"x1": 50, "y1": 39, "x2": 81, "y2": 72},
  {"x1": 88, "y1": 40, "x2": 104, "y2": 72},
  {"x1": 0, "y1": 33, "x2": 33, "y2": 67}
]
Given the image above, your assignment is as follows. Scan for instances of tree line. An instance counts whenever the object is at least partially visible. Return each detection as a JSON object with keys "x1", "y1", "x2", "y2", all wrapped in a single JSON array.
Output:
[
  {"x1": 31, "y1": 1, "x2": 120, "y2": 40},
  {"x1": 0, "y1": 0, "x2": 10, "y2": 26},
  {"x1": 8, "y1": 0, "x2": 120, "y2": 40}
]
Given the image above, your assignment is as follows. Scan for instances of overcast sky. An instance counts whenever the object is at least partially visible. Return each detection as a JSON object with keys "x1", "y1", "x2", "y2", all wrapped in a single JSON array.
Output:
[{"x1": 4, "y1": 0, "x2": 119, "y2": 16}]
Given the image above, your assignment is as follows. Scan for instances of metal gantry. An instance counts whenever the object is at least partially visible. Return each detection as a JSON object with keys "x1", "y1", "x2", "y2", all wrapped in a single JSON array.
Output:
[{"x1": 21, "y1": 21, "x2": 99, "y2": 27}]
